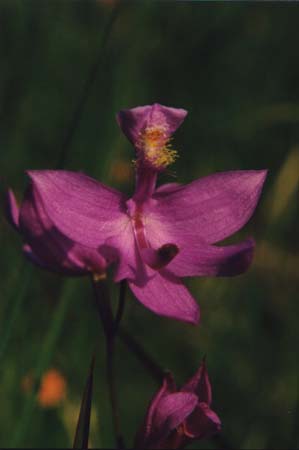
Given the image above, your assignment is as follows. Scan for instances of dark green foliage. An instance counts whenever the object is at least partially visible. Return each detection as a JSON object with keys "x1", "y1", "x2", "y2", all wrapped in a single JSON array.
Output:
[{"x1": 0, "y1": 2, "x2": 298, "y2": 448}]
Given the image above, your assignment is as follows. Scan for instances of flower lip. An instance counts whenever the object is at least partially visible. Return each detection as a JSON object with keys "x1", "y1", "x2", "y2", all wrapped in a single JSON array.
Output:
[
  {"x1": 117, "y1": 103, "x2": 188, "y2": 144},
  {"x1": 136, "y1": 125, "x2": 178, "y2": 171},
  {"x1": 117, "y1": 103, "x2": 187, "y2": 171}
]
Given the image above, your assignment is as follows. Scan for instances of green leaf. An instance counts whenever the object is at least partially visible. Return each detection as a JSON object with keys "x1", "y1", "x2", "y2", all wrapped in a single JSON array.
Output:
[{"x1": 73, "y1": 355, "x2": 95, "y2": 449}]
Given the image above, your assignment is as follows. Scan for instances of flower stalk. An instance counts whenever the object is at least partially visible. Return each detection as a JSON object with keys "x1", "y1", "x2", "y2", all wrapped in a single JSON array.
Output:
[
  {"x1": 113, "y1": 280, "x2": 127, "y2": 335},
  {"x1": 118, "y1": 327, "x2": 165, "y2": 384},
  {"x1": 91, "y1": 275, "x2": 125, "y2": 449}
]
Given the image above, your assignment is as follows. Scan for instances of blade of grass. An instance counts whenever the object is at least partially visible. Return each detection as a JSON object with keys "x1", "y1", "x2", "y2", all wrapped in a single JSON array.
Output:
[
  {"x1": 11, "y1": 279, "x2": 75, "y2": 447},
  {"x1": 0, "y1": 264, "x2": 33, "y2": 364},
  {"x1": 56, "y1": 2, "x2": 122, "y2": 169},
  {"x1": 73, "y1": 355, "x2": 95, "y2": 449},
  {"x1": 291, "y1": 367, "x2": 299, "y2": 449}
]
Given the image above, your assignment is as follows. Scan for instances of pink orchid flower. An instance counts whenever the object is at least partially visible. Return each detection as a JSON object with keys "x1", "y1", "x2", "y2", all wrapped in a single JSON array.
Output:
[
  {"x1": 6, "y1": 104, "x2": 267, "y2": 324},
  {"x1": 134, "y1": 360, "x2": 221, "y2": 449}
]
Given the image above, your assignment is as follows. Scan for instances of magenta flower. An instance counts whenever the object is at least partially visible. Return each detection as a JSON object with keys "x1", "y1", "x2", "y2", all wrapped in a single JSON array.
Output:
[
  {"x1": 134, "y1": 360, "x2": 221, "y2": 449},
  {"x1": 5, "y1": 187, "x2": 106, "y2": 277},
  {"x1": 6, "y1": 104, "x2": 266, "y2": 324}
]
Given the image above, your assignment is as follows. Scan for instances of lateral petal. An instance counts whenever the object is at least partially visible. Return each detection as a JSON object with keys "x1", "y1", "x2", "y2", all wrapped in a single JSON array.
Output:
[
  {"x1": 19, "y1": 185, "x2": 106, "y2": 275},
  {"x1": 27, "y1": 170, "x2": 128, "y2": 248},
  {"x1": 166, "y1": 238, "x2": 255, "y2": 278},
  {"x1": 146, "y1": 170, "x2": 267, "y2": 246}
]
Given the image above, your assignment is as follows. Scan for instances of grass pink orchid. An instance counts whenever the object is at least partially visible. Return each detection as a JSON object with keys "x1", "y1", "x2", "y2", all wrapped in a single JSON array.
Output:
[
  {"x1": 134, "y1": 360, "x2": 221, "y2": 449},
  {"x1": 7, "y1": 104, "x2": 267, "y2": 324}
]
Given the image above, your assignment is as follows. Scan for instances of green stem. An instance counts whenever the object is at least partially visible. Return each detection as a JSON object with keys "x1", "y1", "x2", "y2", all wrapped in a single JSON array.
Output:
[{"x1": 291, "y1": 367, "x2": 299, "y2": 449}]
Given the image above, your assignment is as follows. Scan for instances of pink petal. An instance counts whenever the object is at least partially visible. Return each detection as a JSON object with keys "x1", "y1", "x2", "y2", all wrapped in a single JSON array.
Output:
[
  {"x1": 5, "y1": 189, "x2": 20, "y2": 230},
  {"x1": 146, "y1": 170, "x2": 267, "y2": 246},
  {"x1": 148, "y1": 392, "x2": 198, "y2": 448},
  {"x1": 27, "y1": 170, "x2": 128, "y2": 248},
  {"x1": 185, "y1": 402, "x2": 221, "y2": 439},
  {"x1": 138, "y1": 374, "x2": 176, "y2": 445},
  {"x1": 166, "y1": 238, "x2": 255, "y2": 278},
  {"x1": 19, "y1": 185, "x2": 106, "y2": 275},
  {"x1": 128, "y1": 269, "x2": 200, "y2": 324},
  {"x1": 182, "y1": 360, "x2": 212, "y2": 405},
  {"x1": 116, "y1": 103, "x2": 187, "y2": 147}
]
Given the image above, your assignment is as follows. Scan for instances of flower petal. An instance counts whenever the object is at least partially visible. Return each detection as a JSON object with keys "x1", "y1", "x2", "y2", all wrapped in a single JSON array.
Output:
[
  {"x1": 147, "y1": 392, "x2": 198, "y2": 448},
  {"x1": 166, "y1": 238, "x2": 255, "y2": 278},
  {"x1": 5, "y1": 189, "x2": 20, "y2": 230},
  {"x1": 27, "y1": 170, "x2": 127, "y2": 248},
  {"x1": 116, "y1": 103, "x2": 187, "y2": 146},
  {"x1": 128, "y1": 269, "x2": 200, "y2": 324},
  {"x1": 146, "y1": 170, "x2": 267, "y2": 246},
  {"x1": 19, "y1": 185, "x2": 106, "y2": 275},
  {"x1": 182, "y1": 360, "x2": 212, "y2": 405},
  {"x1": 135, "y1": 374, "x2": 176, "y2": 448},
  {"x1": 184, "y1": 402, "x2": 221, "y2": 439}
]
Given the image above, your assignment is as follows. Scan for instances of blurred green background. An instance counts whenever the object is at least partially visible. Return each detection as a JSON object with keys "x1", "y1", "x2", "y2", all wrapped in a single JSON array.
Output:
[{"x1": 0, "y1": 1, "x2": 298, "y2": 448}]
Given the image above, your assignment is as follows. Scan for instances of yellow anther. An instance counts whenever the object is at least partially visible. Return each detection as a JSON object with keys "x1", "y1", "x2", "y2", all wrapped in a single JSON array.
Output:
[{"x1": 137, "y1": 126, "x2": 178, "y2": 170}]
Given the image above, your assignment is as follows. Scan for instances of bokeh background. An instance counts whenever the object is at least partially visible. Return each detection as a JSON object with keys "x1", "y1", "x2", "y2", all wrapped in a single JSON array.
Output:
[{"x1": 0, "y1": 1, "x2": 298, "y2": 448}]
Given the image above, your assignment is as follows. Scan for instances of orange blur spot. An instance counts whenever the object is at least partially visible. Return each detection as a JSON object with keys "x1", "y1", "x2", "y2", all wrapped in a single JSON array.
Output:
[{"x1": 37, "y1": 369, "x2": 67, "y2": 408}]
